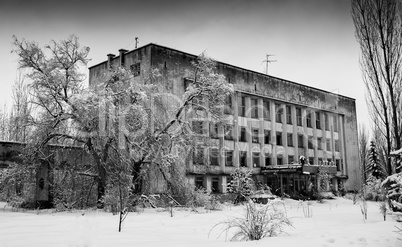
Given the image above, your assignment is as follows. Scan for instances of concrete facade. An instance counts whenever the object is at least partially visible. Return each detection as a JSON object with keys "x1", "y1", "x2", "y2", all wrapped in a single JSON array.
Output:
[{"x1": 89, "y1": 44, "x2": 359, "y2": 194}]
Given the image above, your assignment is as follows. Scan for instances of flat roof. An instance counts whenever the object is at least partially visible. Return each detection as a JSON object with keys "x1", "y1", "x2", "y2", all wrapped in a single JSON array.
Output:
[{"x1": 89, "y1": 43, "x2": 355, "y2": 101}]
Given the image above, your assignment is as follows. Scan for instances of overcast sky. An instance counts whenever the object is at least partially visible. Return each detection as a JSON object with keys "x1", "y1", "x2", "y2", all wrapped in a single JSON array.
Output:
[{"x1": 0, "y1": 0, "x2": 368, "y2": 125}]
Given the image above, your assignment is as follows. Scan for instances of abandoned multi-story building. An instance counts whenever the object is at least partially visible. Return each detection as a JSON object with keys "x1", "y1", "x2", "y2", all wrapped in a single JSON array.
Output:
[{"x1": 89, "y1": 44, "x2": 359, "y2": 195}]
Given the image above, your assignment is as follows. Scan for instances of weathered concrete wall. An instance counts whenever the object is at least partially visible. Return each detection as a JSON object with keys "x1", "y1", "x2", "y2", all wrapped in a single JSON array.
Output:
[
  {"x1": 0, "y1": 141, "x2": 97, "y2": 206},
  {"x1": 88, "y1": 44, "x2": 360, "y2": 192}
]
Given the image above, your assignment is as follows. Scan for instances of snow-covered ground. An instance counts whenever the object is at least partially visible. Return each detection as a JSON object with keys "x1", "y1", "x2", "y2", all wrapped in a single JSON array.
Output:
[{"x1": 0, "y1": 197, "x2": 400, "y2": 247}]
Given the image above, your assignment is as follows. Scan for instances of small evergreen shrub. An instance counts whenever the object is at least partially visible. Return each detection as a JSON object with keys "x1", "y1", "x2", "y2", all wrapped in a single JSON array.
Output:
[{"x1": 227, "y1": 168, "x2": 253, "y2": 204}]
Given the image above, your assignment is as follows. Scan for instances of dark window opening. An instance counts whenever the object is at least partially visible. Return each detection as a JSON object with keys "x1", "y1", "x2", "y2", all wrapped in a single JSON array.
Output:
[
  {"x1": 308, "y1": 137, "x2": 313, "y2": 149},
  {"x1": 276, "y1": 132, "x2": 282, "y2": 146},
  {"x1": 286, "y1": 105, "x2": 292, "y2": 124},
  {"x1": 239, "y1": 151, "x2": 247, "y2": 167},
  {"x1": 263, "y1": 101, "x2": 270, "y2": 121},
  {"x1": 316, "y1": 112, "x2": 321, "y2": 129},
  {"x1": 288, "y1": 155, "x2": 294, "y2": 164},
  {"x1": 306, "y1": 111, "x2": 312, "y2": 128},
  {"x1": 210, "y1": 148, "x2": 219, "y2": 166},
  {"x1": 130, "y1": 63, "x2": 140, "y2": 77},
  {"x1": 252, "y1": 152, "x2": 260, "y2": 167},
  {"x1": 296, "y1": 107, "x2": 302, "y2": 126},
  {"x1": 251, "y1": 99, "x2": 259, "y2": 118},
  {"x1": 212, "y1": 177, "x2": 219, "y2": 193},
  {"x1": 298, "y1": 134, "x2": 304, "y2": 148},
  {"x1": 277, "y1": 156, "x2": 283, "y2": 165},
  {"x1": 264, "y1": 130, "x2": 270, "y2": 144},
  {"x1": 287, "y1": 133, "x2": 293, "y2": 147},
  {"x1": 239, "y1": 96, "x2": 246, "y2": 117},
  {"x1": 252, "y1": 129, "x2": 259, "y2": 143},
  {"x1": 239, "y1": 127, "x2": 247, "y2": 142},
  {"x1": 225, "y1": 150, "x2": 233, "y2": 166},
  {"x1": 276, "y1": 104, "x2": 282, "y2": 123},
  {"x1": 195, "y1": 176, "x2": 204, "y2": 189}
]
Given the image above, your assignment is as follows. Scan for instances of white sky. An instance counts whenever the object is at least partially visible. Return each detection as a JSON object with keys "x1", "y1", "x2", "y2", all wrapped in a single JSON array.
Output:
[{"x1": 0, "y1": 0, "x2": 368, "y2": 125}]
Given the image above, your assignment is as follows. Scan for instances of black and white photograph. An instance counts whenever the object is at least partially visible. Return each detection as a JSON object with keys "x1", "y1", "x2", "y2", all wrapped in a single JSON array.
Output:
[{"x1": 0, "y1": 0, "x2": 401, "y2": 246}]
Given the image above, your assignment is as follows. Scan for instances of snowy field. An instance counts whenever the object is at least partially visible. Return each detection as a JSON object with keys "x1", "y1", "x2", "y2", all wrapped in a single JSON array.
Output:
[{"x1": 0, "y1": 198, "x2": 400, "y2": 247}]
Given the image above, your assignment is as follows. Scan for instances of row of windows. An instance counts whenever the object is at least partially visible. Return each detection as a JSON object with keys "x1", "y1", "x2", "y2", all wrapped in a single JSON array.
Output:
[
  {"x1": 226, "y1": 95, "x2": 339, "y2": 132},
  {"x1": 194, "y1": 148, "x2": 342, "y2": 170},
  {"x1": 194, "y1": 121, "x2": 340, "y2": 152}
]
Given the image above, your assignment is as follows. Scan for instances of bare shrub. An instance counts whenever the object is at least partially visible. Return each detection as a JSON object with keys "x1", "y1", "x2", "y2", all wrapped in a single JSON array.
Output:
[
  {"x1": 359, "y1": 197, "x2": 368, "y2": 221},
  {"x1": 379, "y1": 201, "x2": 387, "y2": 221},
  {"x1": 211, "y1": 200, "x2": 292, "y2": 241}
]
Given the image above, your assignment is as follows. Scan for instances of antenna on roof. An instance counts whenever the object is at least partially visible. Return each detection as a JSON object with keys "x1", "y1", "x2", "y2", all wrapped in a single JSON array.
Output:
[
  {"x1": 135, "y1": 37, "x2": 139, "y2": 48},
  {"x1": 262, "y1": 54, "x2": 277, "y2": 75}
]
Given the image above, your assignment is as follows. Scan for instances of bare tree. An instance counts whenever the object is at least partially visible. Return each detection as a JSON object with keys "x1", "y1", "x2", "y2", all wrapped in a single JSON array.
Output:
[
  {"x1": 0, "y1": 103, "x2": 9, "y2": 141},
  {"x1": 9, "y1": 71, "x2": 32, "y2": 142},
  {"x1": 358, "y1": 123, "x2": 369, "y2": 184},
  {"x1": 351, "y1": 0, "x2": 402, "y2": 174},
  {"x1": 11, "y1": 35, "x2": 233, "y2": 210}
]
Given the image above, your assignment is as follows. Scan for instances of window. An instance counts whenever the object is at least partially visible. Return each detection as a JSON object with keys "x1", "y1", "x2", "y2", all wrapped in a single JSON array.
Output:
[
  {"x1": 212, "y1": 177, "x2": 219, "y2": 193},
  {"x1": 324, "y1": 113, "x2": 329, "y2": 130},
  {"x1": 275, "y1": 104, "x2": 282, "y2": 123},
  {"x1": 336, "y1": 159, "x2": 341, "y2": 171},
  {"x1": 287, "y1": 133, "x2": 293, "y2": 147},
  {"x1": 210, "y1": 122, "x2": 218, "y2": 139},
  {"x1": 239, "y1": 96, "x2": 246, "y2": 117},
  {"x1": 252, "y1": 152, "x2": 260, "y2": 167},
  {"x1": 298, "y1": 134, "x2": 304, "y2": 148},
  {"x1": 288, "y1": 155, "x2": 294, "y2": 164},
  {"x1": 239, "y1": 127, "x2": 247, "y2": 142},
  {"x1": 211, "y1": 178, "x2": 220, "y2": 192},
  {"x1": 225, "y1": 150, "x2": 233, "y2": 166},
  {"x1": 265, "y1": 154, "x2": 271, "y2": 166},
  {"x1": 263, "y1": 101, "x2": 270, "y2": 121},
  {"x1": 193, "y1": 147, "x2": 204, "y2": 165},
  {"x1": 264, "y1": 130, "x2": 270, "y2": 144},
  {"x1": 251, "y1": 98, "x2": 259, "y2": 118},
  {"x1": 317, "y1": 137, "x2": 322, "y2": 150},
  {"x1": 326, "y1": 139, "x2": 331, "y2": 151},
  {"x1": 239, "y1": 151, "x2": 247, "y2": 167},
  {"x1": 306, "y1": 111, "x2": 312, "y2": 128},
  {"x1": 335, "y1": 140, "x2": 340, "y2": 152},
  {"x1": 210, "y1": 148, "x2": 219, "y2": 166},
  {"x1": 252, "y1": 129, "x2": 259, "y2": 143},
  {"x1": 195, "y1": 176, "x2": 204, "y2": 189},
  {"x1": 315, "y1": 112, "x2": 321, "y2": 129},
  {"x1": 276, "y1": 132, "x2": 282, "y2": 146},
  {"x1": 224, "y1": 124, "x2": 233, "y2": 140},
  {"x1": 309, "y1": 157, "x2": 314, "y2": 165},
  {"x1": 130, "y1": 63, "x2": 140, "y2": 77},
  {"x1": 296, "y1": 107, "x2": 302, "y2": 126},
  {"x1": 277, "y1": 156, "x2": 283, "y2": 165},
  {"x1": 333, "y1": 116, "x2": 338, "y2": 132},
  {"x1": 286, "y1": 105, "x2": 292, "y2": 124},
  {"x1": 192, "y1": 121, "x2": 203, "y2": 135},
  {"x1": 318, "y1": 158, "x2": 323, "y2": 165},
  {"x1": 224, "y1": 95, "x2": 232, "y2": 115},
  {"x1": 192, "y1": 95, "x2": 204, "y2": 109},
  {"x1": 327, "y1": 159, "x2": 332, "y2": 165},
  {"x1": 308, "y1": 136, "x2": 313, "y2": 149}
]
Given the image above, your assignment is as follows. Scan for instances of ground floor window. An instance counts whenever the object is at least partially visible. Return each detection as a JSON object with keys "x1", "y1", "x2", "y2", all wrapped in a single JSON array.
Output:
[
  {"x1": 195, "y1": 176, "x2": 204, "y2": 189},
  {"x1": 212, "y1": 177, "x2": 219, "y2": 193}
]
